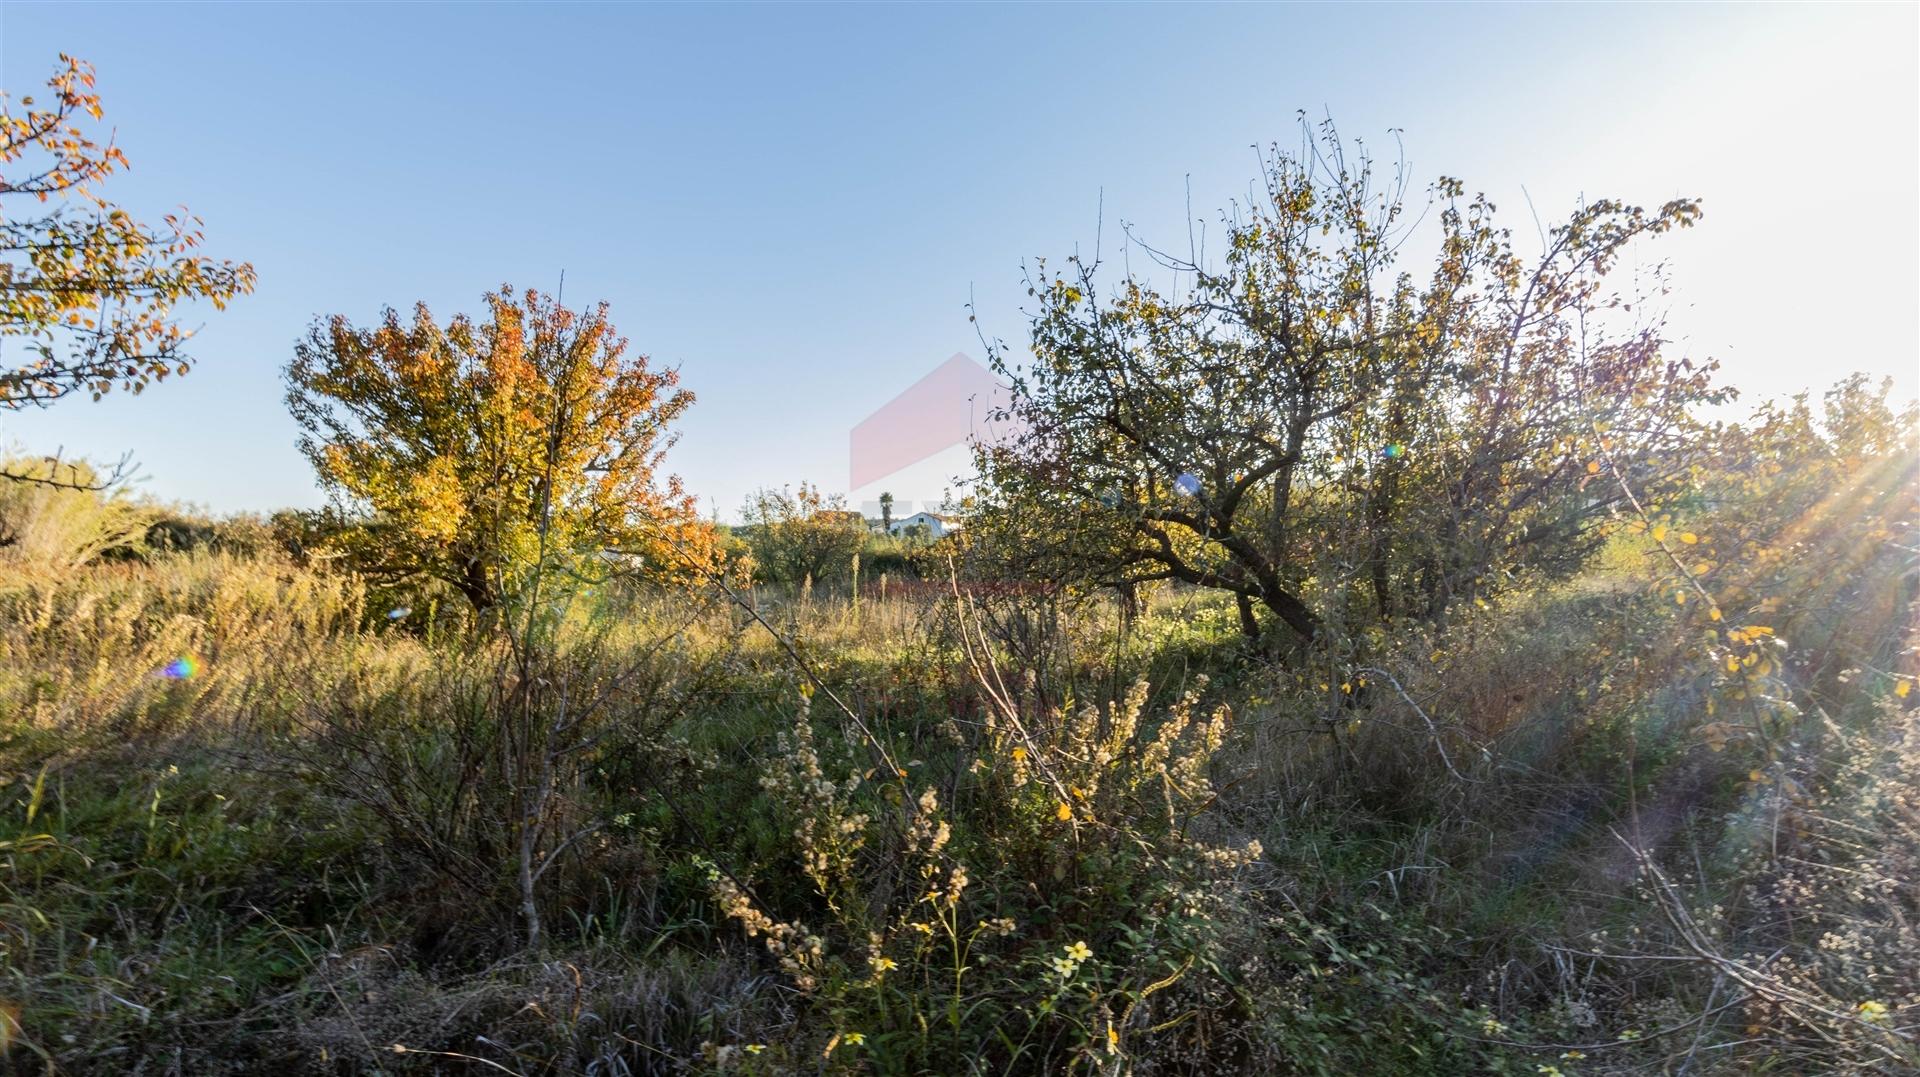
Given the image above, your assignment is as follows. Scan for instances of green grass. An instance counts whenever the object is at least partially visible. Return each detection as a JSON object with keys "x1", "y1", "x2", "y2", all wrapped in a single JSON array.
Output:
[{"x1": 0, "y1": 501, "x2": 1914, "y2": 1074}]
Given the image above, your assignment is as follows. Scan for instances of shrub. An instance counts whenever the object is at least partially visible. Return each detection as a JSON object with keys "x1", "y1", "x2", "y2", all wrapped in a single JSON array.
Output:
[
  {"x1": 706, "y1": 673, "x2": 1266, "y2": 1072},
  {"x1": 0, "y1": 458, "x2": 150, "y2": 570}
]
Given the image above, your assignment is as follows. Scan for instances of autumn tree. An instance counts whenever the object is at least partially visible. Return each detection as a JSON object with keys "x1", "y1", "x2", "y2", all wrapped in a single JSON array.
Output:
[
  {"x1": 286, "y1": 286, "x2": 713, "y2": 611},
  {"x1": 1, "y1": 54, "x2": 254, "y2": 474},
  {"x1": 975, "y1": 123, "x2": 1721, "y2": 645},
  {"x1": 738, "y1": 482, "x2": 869, "y2": 587}
]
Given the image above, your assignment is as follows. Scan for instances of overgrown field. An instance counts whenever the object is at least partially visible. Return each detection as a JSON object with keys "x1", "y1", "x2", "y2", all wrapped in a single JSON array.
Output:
[{"x1": 2, "y1": 424, "x2": 1916, "y2": 1075}]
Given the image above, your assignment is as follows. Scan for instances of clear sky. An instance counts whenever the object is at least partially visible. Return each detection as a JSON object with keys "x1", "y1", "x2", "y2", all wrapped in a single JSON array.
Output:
[{"x1": 2, "y1": 2, "x2": 1915, "y2": 518}]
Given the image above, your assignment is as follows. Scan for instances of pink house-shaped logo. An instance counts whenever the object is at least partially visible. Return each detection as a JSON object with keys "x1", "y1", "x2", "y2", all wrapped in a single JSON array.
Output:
[{"x1": 848, "y1": 353, "x2": 1014, "y2": 490}]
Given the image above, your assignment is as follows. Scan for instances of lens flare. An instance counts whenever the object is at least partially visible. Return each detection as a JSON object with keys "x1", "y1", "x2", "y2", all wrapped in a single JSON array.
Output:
[
  {"x1": 1381, "y1": 444, "x2": 1408, "y2": 460},
  {"x1": 1173, "y1": 472, "x2": 1202, "y2": 497},
  {"x1": 161, "y1": 655, "x2": 200, "y2": 680},
  {"x1": 387, "y1": 607, "x2": 412, "y2": 620}
]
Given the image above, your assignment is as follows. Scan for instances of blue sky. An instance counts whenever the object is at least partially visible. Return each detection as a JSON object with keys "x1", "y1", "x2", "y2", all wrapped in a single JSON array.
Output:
[{"x1": 2, "y1": 2, "x2": 1915, "y2": 518}]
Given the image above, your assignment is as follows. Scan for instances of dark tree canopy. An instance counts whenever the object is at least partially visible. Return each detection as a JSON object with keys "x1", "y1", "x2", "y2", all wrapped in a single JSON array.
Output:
[{"x1": 975, "y1": 125, "x2": 1722, "y2": 644}]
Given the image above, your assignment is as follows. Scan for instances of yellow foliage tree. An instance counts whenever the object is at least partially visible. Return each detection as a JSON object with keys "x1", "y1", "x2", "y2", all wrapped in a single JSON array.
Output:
[{"x1": 286, "y1": 286, "x2": 714, "y2": 611}]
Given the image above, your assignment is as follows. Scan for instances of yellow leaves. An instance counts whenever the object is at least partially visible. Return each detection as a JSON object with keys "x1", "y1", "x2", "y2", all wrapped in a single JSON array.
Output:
[
  {"x1": 1709, "y1": 607, "x2": 1723, "y2": 622},
  {"x1": 823, "y1": 1031, "x2": 866, "y2": 1057},
  {"x1": 287, "y1": 286, "x2": 709, "y2": 599},
  {"x1": 405, "y1": 456, "x2": 468, "y2": 543},
  {"x1": 1055, "y1": 802, "x2": 1073, "y2": 822},
  {"x1": 1680, "y1": 532, "x2": 1700, "y2": 545},
  {"x1": 1898, "y1": 680, "x2": 1913, "y2": 699},
  {"x1": 1651, "y1": 525, "x2": 1668, "y2": 543}
]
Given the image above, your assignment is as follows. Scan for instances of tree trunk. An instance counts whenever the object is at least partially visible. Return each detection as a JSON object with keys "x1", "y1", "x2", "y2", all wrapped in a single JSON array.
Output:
[
  {"x1": 458, "y1": 556, "x2": 497, "y2": 612},
  {"x1": 1259, "y1": 586, "x2": 1321, "y2": 643}
]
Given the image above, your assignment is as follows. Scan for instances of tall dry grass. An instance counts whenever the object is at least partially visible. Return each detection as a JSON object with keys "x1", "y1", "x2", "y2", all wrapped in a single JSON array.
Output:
[{"x1": 1, "y1": 414, "x2": 1915, "y2": 1073}]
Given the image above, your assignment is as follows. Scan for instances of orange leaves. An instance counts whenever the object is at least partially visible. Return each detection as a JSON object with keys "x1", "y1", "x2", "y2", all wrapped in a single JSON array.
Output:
[
  {"x1": 3, "y1": 54, "x2": 254, "y2": 407},
  {"x1": 287, "y1": 287, "x2": 709, "y2": 607}
]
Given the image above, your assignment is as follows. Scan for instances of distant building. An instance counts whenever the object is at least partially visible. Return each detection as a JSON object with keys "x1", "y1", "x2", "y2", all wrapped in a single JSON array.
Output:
[{"x1": 889, "y1": 511, "x2": 963, "y2": 539}]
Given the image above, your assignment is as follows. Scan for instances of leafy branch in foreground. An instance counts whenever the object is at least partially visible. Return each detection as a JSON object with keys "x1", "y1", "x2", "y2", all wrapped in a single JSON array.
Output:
[{"x1": 1, "y1": 54, "x2": 254, "y2": 411}]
